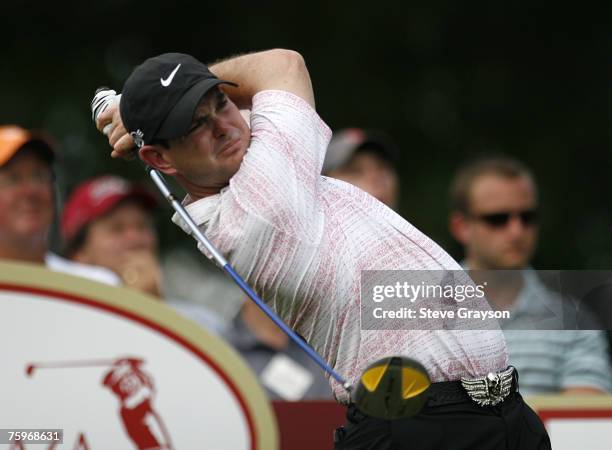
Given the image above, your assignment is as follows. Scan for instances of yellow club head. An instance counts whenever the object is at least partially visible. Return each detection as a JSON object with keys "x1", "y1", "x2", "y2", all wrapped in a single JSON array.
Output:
[{"x1": 352, "y1": 357, "x2": 431, "y2": 420}]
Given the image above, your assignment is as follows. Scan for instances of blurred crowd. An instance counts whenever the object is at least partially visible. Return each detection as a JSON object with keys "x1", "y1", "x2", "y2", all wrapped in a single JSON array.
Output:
[{"x1": 1, "y1": 121, "x2": 610, "y2": 400}]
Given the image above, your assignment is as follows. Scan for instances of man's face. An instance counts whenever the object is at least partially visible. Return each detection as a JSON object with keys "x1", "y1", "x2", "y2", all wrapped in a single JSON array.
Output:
[
  {"x1": 327, "y1": 152, "x2": 399, "y2": 208},
  {"x1": 0, "y1": 150, "x2": 54, "y2": 244},
  {"x1": 161, "y1": 88, "x2": 250, "y2": 190},
  {"x1": 455, "y1": 174, "x2": 538, "y2": 269},
  {"x1": 74, "y1": 202, "x2": 157, "y2": 271}
]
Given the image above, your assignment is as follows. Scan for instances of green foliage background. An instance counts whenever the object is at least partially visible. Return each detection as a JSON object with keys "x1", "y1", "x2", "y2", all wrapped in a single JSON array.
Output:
[{"x1": 2, "y1": 1, "x2": 611, "y2": 268}]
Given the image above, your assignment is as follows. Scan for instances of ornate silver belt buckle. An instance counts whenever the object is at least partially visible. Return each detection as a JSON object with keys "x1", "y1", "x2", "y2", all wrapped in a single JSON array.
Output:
[{"x1": 461, "y1": 367, "x2": 514, "y2": 407}]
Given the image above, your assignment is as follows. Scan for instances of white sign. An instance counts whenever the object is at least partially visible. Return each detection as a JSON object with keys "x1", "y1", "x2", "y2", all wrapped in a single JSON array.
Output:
[
  {"x1": 548, "y1": 419, "x2": 612, "y2": 450},
  {"x1": 0, "y1": 261, "x2": 278, "y2": 450}
]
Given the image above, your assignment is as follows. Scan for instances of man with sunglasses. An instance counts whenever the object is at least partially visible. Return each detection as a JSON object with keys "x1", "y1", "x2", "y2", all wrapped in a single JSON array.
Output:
[{"x1": 449, "y1": 156, "x2": 611, "y2": 394}]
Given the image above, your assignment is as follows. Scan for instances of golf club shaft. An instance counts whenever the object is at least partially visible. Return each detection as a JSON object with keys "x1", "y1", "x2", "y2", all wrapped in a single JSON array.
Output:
[
  {"x1": 91, "y1": 88, "x2": 350, "y2": 389},
  {"x1": 148, "y1": 168, "x2": 348, "y2": 386}
]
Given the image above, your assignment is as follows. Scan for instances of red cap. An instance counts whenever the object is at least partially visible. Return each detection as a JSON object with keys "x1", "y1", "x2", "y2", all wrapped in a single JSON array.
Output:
[{"x1": 61, "y1": 175, "x2": 157, "y2": 242}]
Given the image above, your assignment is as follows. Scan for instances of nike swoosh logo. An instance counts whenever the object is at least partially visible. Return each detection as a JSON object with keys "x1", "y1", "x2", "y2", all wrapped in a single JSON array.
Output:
[{"x1": 160, "y1": 64, "x2": 181, "y2": 87}]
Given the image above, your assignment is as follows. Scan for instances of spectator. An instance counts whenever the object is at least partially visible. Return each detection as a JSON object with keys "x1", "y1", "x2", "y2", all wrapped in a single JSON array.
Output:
[
  {"x1": 61, "y1": 175, "x2": 223, "y2": 332},
  {"x1": 323, "y1": 128, "x2": 399, "y2": 209},
  {"x1": 449, "y1": 156, "x2": 611, "y2": 394},
  {"x1": 224, "y1": 300, "x2": 333, "y2": 400},
  {"x1": 0, "y1": 125, "x2": 119, "y2": 284}
]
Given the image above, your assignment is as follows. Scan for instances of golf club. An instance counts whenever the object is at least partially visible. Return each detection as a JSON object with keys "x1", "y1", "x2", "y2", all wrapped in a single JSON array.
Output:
[{"x1": 91, "y1": 87, "x2": 431, "y2": 420}]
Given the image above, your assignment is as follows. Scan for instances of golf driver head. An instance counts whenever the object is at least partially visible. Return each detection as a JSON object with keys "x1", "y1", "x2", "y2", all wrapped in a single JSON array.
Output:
[{"x1": 352, "y1": 356, "x2": 431, "y2": 420}]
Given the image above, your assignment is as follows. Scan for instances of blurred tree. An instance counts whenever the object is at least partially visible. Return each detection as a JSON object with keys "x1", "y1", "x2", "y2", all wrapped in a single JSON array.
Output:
[{"x1": 2, "y1": 0, "x2": 611, "y2": 268}]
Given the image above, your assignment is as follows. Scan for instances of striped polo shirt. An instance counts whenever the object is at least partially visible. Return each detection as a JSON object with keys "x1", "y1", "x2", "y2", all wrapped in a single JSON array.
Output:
[
  {"x1": 173, "y1": 90, "x2": 508, "y2": 403},
  {"x1": 494, "y1": 269, "x2": 610, "y2": 394}
]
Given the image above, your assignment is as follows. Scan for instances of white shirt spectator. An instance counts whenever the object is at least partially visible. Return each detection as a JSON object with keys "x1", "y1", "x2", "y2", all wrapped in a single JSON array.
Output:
[{"x1": 45, "y1": 252, "x2": 121, "y2": 285}]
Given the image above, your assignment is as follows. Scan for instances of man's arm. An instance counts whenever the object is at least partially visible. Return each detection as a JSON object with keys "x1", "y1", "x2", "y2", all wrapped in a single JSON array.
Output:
[
  {"x1": 210, "y1": 49, "x2": 315, "y2": 109},
  {"x1": 96, "y1": 49, "x2": 315, "y2": 158}
]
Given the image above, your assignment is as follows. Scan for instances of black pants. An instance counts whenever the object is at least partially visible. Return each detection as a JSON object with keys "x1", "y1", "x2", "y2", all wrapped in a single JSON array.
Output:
[{"x1": 334, "y1": 380, "x2": 551, "y2": 450}]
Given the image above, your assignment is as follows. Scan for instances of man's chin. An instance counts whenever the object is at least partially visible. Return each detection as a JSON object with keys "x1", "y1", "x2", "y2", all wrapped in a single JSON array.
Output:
[
  {"x1": 227, "y1": 148, "x2": 247, "y2": 172},
  {"x1": 14, "y1": 226, "x2": 48, "y2": 243},
  {"x1": 496, "y1": 256, "x2": 530, "y2": 270},
  {"x1": 15, "y1": 219, "x2": 51, "y2": 235}
]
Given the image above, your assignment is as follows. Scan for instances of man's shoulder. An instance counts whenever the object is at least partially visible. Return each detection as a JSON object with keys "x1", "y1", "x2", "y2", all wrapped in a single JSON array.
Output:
[
  {"x1": 251, "y1": 89, "x2": 330, "y2": 135},
  {"x1": 252, "y1": 89, "x2": 311, "y2": 107}
]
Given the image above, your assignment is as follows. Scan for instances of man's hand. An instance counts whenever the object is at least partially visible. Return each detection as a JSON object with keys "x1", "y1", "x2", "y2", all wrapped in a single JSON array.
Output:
[
  {"x1": 113, "y1": 249, "x2": 163, "y2": 298},
  {"x1": 95, "y1": 98, "x2": 137, "y2": 160}
]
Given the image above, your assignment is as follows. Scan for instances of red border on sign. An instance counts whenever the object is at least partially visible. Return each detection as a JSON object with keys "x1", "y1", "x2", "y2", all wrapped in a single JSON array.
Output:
[
  {"x1": 539, "y1": 409, "x2": 612, "y2": 423},
  {"x1": 0, "y1": 282, "x2": 258, "y2": 450}
]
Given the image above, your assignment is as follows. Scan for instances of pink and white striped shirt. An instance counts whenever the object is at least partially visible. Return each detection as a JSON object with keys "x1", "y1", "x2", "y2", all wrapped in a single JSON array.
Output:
[{"x1": 174, "y1": 90, "x2": 508, "y2": 402}]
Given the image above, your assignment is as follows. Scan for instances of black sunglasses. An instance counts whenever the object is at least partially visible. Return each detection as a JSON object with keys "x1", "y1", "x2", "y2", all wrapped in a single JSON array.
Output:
[{"x1": 473, "y1": 209, "x2": 538, "y2": 228}]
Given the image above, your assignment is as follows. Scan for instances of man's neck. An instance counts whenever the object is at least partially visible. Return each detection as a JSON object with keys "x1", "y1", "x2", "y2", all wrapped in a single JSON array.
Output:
[
  {"x1": 466, "y1": 258, "x2": 525, "y2": 310},
  {"x1": 177, "y1": 175, "x2": 225, "y2": 201}
]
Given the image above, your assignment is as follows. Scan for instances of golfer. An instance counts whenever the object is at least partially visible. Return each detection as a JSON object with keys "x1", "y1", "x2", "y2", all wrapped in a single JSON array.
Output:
[{"x1": 96, "y1": 49, "x2": 550, "y2": 449}]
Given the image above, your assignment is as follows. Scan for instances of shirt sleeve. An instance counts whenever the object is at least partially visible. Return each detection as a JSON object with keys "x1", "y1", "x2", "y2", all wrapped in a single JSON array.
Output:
[
  {"x1": 228, "y1": 90, "x2": 332, "y2": 242},
  {"x1": 559, "y1": 330, "x2": 612, "y2": 392}
]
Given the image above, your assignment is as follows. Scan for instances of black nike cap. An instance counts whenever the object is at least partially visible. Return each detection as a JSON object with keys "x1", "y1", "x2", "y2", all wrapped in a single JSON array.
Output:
[{"x1": 120, "y1": 53, "x2": 237, "y2": 147}]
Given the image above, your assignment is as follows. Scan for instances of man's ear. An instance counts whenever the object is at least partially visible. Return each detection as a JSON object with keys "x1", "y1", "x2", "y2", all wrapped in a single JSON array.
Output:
[
  {"x1": 449, "y1": 211, "x2": 470, "y2": 245},
  {"x1": 139, "y1": 145, "x2": 177, "y2": 175}
]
